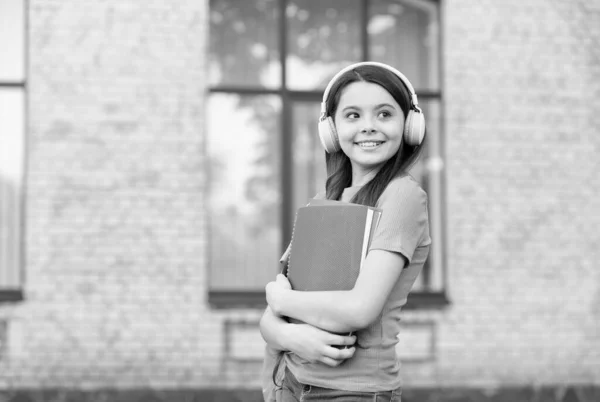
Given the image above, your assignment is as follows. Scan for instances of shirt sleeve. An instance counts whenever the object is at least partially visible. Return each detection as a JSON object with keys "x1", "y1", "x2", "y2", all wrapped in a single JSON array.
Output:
[{"x1": 368, "y1": 176, "x2": 431, "y2": 263}]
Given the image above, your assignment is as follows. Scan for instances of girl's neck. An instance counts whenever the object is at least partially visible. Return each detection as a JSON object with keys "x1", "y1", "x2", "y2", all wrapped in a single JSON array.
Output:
[{"x1": 351, "y1": 166, "x2": 381, "y2": 187}]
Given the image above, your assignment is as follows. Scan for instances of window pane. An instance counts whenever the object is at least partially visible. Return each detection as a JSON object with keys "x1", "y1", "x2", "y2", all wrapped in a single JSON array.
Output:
[
  {"x1": 207, "y1": 94, "x2": 282, "y2": 290},
  {"x1": 209, "y1": 0, "x2": 281, "y2": 88},
  {"x1": 0, "y1": 0, "x2": 25, "y2": 82},
  {"x1": 369, "y1": 0, "x2": 440, "y2": 91},
  {"x1": 291, "y1": 101, "x2": 326, "y2": 216},
  {"x1": 287, "y1": 0, "x2": 362, "y2": 90},
  {"x1": 0, "y1": 88, "x2": 24, "y2": 289},
  {"x1": 409, "y1": 98, "x2": 443, "y2": 292}
]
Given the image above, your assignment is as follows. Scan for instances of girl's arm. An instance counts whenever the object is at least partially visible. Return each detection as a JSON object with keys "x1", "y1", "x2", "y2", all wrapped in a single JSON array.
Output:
[
  {"x1": 259, "y1": 306, "x2": 356, "y2": 367},
  {"x1": 259, "y1": 306, "x2": 290, "y2": 352},
  {"x1": 266, "y1": 249, "x2": 405, "y2": 333}
]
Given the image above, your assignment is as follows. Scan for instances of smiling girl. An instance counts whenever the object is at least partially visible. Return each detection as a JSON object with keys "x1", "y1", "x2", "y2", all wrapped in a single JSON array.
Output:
[{"x1": 260, "y1": 62, "x2": 431, "y2": 402}]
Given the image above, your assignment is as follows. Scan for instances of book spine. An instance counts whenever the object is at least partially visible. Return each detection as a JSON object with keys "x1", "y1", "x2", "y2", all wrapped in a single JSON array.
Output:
[{"x1": 284, "y1": 208, "x2": 301, "y2": 278}]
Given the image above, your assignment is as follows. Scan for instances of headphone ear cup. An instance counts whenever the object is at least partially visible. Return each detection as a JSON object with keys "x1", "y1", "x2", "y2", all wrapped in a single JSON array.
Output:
[
  {"x1": 318, "y1": 116, "x2": 341, "y2": 153},
  {"x1": 404, "y1": 110, "x2": 426, "y2": 146}
]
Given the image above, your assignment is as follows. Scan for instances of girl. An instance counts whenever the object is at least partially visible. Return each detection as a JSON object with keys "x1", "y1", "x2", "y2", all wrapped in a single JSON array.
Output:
[{"x1": 260, "y1": 62, "x2": 431, "y2": 401}]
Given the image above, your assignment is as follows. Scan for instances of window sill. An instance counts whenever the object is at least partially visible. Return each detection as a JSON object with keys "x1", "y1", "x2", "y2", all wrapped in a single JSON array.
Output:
[
  {"x1": 0, "y1": 290, "x2": 24, "y2": 303},
  {"x1": 208, "y1": 290, "x2": 450, "y2": 310}
]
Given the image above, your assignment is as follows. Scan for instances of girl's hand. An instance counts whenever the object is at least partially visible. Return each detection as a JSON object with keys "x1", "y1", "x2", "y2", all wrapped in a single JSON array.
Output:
[
  {"x1": 285, "y1": 324, "x2": 356, "y2": 367},
  {"x1": 265, "y1": 274, "x2": 291, "y2": 315}
]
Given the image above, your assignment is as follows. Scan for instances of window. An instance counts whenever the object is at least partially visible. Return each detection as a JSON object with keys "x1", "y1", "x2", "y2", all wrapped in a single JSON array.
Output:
[
  {"x1": 0, "y1": 0, "x2": 26, "y2": 302},
  {"x1": 208, "y1": 0, "x2": 446, "y2": 308}
]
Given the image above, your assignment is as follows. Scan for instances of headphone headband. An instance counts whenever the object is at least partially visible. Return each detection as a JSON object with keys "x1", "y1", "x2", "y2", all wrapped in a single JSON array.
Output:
[{"x1": 319, "y1": 61, "x2": 420, "y2": 118}]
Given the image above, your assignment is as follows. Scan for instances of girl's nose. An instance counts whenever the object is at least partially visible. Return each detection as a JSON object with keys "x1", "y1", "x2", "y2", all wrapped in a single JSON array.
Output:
[{"x1": 360, "y1": 116, "x2": 377, "y2": 133}]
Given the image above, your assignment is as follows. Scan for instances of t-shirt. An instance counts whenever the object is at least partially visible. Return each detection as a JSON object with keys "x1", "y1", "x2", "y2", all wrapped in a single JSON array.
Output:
[{"x1": 284, "y1": 174, "x2": 431, "y2": 392}]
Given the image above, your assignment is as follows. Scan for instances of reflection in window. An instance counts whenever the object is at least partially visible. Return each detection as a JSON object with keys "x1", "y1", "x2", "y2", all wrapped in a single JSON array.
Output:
[
  {"x1": 286, "y1": 0, "x2": 362, "y2": 90},
  {"x1": 0, "y1": 89, "x2": 24, "y2": 289},
  {"x1": 292, "y1": 102, "x2": 327, "y2": 214},
  {"x1": 209, "y1": 0, "x2": 281, "y2": 88},
  {"x1": 409, "y1": 99, "x2": 443, "y2": 292},
  {"x1": 0, "y1": 0, "x2": 25, "y2": 293},
  {"x1": 207, "y1": 94, "x2": 282, "y2": 290},
  {"x1": 0, "y1": 0, "x2": 25, "y2": 81},
  {"x1": 369, "y1": 0, "x2": 440, "y2": 90}
]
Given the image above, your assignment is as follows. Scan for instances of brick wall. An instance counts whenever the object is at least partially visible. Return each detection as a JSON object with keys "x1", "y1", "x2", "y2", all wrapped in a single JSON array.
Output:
[
  {"x1": 0, "y1": 0, "x2": 599, "y2": 392},
  {"x1": 1, "y1": 0, "x2": 239, "y2": 388},
  {"x1": 429, "y1": 0, "x2": 600, "y2": 386}
]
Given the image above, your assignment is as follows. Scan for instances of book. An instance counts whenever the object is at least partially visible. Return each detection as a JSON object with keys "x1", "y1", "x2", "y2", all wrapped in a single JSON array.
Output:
[{"x1": 283, "y1": 200, "x2": 381, "y2": 326}]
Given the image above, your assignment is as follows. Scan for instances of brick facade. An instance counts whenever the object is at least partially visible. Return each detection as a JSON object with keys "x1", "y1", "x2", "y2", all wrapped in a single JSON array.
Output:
[{"x1": 0, "y1": 0, "x2": 598, "y2": 396}]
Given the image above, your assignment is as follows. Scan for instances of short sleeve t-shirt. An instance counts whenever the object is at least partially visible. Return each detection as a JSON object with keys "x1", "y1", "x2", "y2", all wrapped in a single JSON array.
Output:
[
  {"x1": 340, "y1": 175, "x2": 430, "y2": 263},
  {"x1": 285, "y1": 174, "x2": 431, "y2": 392}
]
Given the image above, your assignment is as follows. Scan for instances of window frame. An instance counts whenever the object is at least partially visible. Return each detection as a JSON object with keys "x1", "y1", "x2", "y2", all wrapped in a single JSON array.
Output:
[
  {"x1": 0, "y1": 0, "x2": 27, "y2": 303},
  {"x1": 207, "y1": 0, "x2": 448, "y2": 310}
]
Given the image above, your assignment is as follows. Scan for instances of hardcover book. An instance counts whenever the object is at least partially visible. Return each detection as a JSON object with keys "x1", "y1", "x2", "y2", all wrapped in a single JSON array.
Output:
[{"x1": 285, "y1": 200, "x2": 381, "y2": 298}]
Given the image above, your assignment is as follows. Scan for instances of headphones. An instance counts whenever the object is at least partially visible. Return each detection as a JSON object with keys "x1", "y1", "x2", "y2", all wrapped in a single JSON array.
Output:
[{"x1": 317, "y1": 61, "x2": 426, "y2": 153}]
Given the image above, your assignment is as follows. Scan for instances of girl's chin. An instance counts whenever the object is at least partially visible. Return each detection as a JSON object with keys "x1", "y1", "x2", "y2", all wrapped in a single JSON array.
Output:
[{"x1": 351, "y1": 156, "x2": 388, "y2": 169}]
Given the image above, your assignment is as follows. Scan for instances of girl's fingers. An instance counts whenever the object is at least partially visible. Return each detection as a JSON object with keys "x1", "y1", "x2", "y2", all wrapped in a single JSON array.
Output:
[
  {"x1": 323, "y1": 346, "x2": 355, "y2": 361},
  {"x1": 344, "y1": 335, "x2": 357, "y2": 345},
  {"x1": 329, "y1": 334, "x2": 356, "y2": 347},
  {"x1": 320, "y1": 356, "x2": 343, "y2": 367}
]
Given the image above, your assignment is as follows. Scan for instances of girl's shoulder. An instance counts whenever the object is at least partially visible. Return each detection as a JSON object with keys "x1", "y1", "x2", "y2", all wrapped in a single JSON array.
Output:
[{"x1": 380, "y1": 174, "x2": 427, "y2": 203}]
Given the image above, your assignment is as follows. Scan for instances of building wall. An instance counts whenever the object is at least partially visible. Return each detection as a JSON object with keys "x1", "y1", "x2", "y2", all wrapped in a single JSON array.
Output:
[
  {"x1": 0, "y1": 0, "x2": 599, "y2": 392},
  {"x1": 2, "y1": 0, "x2": 230, "y2": 388},
  {"x1": 433, "y1": 0, "x2": 600, "y2": 386}
]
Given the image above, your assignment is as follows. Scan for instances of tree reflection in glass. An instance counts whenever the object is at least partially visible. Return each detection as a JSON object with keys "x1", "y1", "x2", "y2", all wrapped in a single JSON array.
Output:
[
  {"x1": 209, "y1": 0, "x2": 281, "y2": 88},
  {"x1": 286, "y1": 0, "x2": 362, "y2": 90},
  {"x1": 369, "y1": 0, "x2": 440, "y2": 91},
  {"x1": 292, "y1": 101, "x2": 326, "y2": 215},
  {"x1": 207, "y1": 94, "x2": 282, "y2": 290}
]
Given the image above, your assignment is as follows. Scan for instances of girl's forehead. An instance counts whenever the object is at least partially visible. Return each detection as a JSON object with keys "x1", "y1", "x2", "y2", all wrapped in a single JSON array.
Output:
[{"x1": 338, "y1": 81, "x2": 398, "y2": 107}]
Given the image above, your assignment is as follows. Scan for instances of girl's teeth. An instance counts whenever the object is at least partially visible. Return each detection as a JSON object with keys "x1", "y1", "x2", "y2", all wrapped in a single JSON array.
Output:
[{"x1": 358, "y1": 142, "x2": 381, "y2": 148}]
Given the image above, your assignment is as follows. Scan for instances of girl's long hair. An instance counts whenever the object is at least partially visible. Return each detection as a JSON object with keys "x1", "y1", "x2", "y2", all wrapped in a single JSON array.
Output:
[{"x1": 324, "y1": 65, "x2": 427, "y2": 207}]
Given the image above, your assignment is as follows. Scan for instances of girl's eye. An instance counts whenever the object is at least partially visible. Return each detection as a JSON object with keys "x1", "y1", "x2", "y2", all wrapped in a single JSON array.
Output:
[
  {"x1": 346, "y1": 112, "x2": 359, "y2": 119},
  {"x1": 378, "y1": 110, "x2": 392, "y2": 118}
]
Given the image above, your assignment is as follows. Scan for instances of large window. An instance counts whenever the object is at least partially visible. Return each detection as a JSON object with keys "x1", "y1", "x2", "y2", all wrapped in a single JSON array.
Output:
[
  {"x1": 0, "y1": 0, "x2": 26, "y2": 302},
  {"x1": 208, "y1": 0, "x2": 446, "y2": 308}
]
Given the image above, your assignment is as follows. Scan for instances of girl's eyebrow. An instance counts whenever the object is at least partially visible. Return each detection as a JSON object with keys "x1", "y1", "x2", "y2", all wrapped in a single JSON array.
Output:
[
  {"x1": 341, "y1": 105, "x2": 359, "y2": 113},
  {"x1": 374, "y1": 103, "x2": 396, "y2": 110},
  {"x1": 341, "y1": 103, "x2": 396, "y2": 113}
]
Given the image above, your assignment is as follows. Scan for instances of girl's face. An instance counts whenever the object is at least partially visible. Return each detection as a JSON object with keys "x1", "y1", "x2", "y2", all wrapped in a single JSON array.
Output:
[{"x1": 333, "y1": 81, "x2": 405, "y2": 181}]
